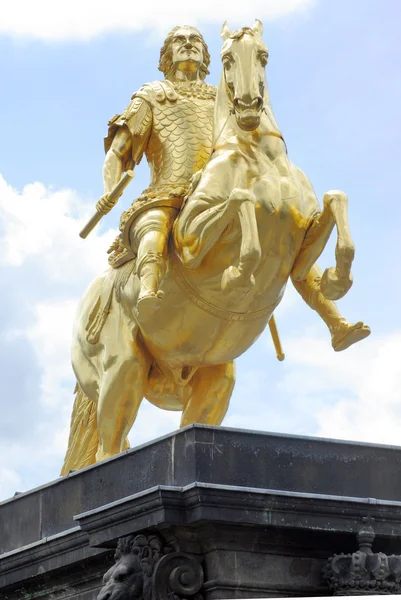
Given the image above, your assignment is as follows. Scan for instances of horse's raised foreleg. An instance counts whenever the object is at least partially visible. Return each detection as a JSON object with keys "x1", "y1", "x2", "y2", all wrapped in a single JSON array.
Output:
[
  {"x1": 221, "y1": 190, "x2": 261, "y2": 295},
  {"x1": 180, "y1": 361, "x2": 235, "y2": 427},
  {"x1": 176, "y1": 187, "x2": 261, "y2": 300},
  {"x1": 176, "y1": 192, "x2": 245, "y2": 270},
  {"x1": 292, "y1": 190, "x2": 355, "y2": 300},
  {"x1": 96, "y1": 328, "x2": 151, "y2": 461}
]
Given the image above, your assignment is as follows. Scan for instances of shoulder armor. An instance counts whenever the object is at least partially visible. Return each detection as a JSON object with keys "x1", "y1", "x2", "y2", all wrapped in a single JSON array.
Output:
[
  {"x1": 105, "y1": 96, "x2": 152, "y2": 154},
  {"x1": 133, "y1": 80, "x2": 178, "y2": 104},
  {"x1": 108, "y1": 96, "x2": 146, "y2": 129}
]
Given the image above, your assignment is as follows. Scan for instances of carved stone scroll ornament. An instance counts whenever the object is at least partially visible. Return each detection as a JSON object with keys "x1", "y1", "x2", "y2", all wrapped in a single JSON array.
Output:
[
  {"x1": 97, "y1": 533, "x2": 204, "y2": 600},
  {"x1": 323, "y1": 525, "x2": 401, "y2": 595}
]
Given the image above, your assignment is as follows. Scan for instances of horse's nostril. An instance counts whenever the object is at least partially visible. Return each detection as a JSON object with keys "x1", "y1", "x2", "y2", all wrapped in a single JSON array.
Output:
[
  {"x1": 249, "y1": 97, "x2": 262, "y2": 111},
  {"x1": 234, "y1": 97, "x2": 263, "y2": 113}
]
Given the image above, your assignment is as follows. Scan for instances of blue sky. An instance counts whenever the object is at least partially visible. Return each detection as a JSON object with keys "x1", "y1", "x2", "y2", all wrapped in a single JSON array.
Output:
[{"x1": 0, "y1": 0, "x2": 400, "y2": 501}]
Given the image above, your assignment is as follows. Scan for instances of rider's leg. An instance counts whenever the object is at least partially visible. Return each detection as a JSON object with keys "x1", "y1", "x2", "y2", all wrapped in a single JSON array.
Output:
[
  {"x1": 291, "y1": 264, "x2": 370, "y2": 351},
  {"x1": 180, "y1": 361, "x2": 235, "y2": 427},
  {"x1": 96, "y1": 326, "x2": 151, "y2": 461},
  {"x1": 130, "y1": 208, "x2": 177, "y2": 308}
]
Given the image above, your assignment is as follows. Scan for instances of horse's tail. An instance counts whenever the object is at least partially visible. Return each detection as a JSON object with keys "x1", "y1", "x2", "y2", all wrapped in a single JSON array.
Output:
[
  {"x1": 60, "y1": 384, "x2": 98, "y2": 475},
  {"x1": 60, "y1": 384, "x2": 131, "y2": 476}
]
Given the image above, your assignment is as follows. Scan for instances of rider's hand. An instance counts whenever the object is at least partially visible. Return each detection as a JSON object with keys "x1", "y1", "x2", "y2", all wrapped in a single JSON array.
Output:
[{"x1": 96, "y1": 193, "x2": 117, "y2": 214}]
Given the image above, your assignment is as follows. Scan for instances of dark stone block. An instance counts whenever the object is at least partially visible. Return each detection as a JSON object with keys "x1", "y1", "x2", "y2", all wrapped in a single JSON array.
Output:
[
  {"x1": 191, "y1": 426, "x2": 401, "y2": 499},
  {"x1": 3, "y1": 425, "x2": 401, "y2": 555},
  {"x1": 1, "y1": 549, "x2": 113, "y2": 599},
  {"x1": 0, "y1": 427, "x2": 197, "y2": 554},
  {"x1": 1, "y1": 425, "x2": 401, "y2": 598},
  {"x1": 0, "y1": 489, "x2": 42, "y2": 554}
]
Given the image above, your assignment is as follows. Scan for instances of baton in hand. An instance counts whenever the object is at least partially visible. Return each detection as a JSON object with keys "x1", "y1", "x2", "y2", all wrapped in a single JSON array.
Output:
[{"x1": 79, "y1": 170, "x2": 134, "y2": 239}]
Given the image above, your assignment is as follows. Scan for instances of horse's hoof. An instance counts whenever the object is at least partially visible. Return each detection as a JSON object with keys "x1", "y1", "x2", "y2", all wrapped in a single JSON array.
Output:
[
  {"x1": 331, "y1": 320, "x2": 371, "y2": 352},
  {"x1": 136, "y1": 292, "x2": 163, "y2": 321},
  {"x1": 221, "y1": 266, "x2": 255, "y2": 296},
  {"x1": 321, "y1": 267, "x2": 353, "y2": 300}
]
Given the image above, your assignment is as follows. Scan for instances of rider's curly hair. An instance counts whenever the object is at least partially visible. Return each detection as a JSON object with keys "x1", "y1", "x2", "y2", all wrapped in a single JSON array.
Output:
[{"x1": 158, "y1": 26, "x2": 210, "y2": 81}]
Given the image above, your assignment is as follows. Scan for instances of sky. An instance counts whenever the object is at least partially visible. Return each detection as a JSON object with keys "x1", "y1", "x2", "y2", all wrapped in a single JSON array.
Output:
[{"x1": 0, "y1": 0, "x2": 400, "y2": 502}]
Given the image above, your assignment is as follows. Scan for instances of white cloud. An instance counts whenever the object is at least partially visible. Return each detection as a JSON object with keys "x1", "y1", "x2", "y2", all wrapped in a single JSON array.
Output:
[
  {"x1": 280, "y1": 329, "x2": 401, "y2": 445},
  {"x1": 0, "y1": 0, "x2": 315, "y2": 41},
  {"x1": 0, "y1": 173, "x2": 185, "y2": 501},
  {"x1": 0, "y1": 175, "x2": 114, "y2": 278},
  {"x1": 0, "y1": 174, "x2": 114, "y2": 500},
  {"x1": 27, "y1": 300, "x2": 78, "y2": 408}
]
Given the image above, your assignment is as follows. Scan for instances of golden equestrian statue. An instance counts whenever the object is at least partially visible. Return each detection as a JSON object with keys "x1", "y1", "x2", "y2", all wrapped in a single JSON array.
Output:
[{"x1": 61, "y1": 21, "x2": 370, "y2": 474}]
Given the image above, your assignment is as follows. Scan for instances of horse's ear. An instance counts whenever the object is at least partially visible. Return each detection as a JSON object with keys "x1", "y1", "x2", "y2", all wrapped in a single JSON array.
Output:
[
  {"x1": 252, "y1": 19, "x2": 264, "y2": 36},
  {"x1": 221, "y1": 21, "x2": 232, "y2": 41}
]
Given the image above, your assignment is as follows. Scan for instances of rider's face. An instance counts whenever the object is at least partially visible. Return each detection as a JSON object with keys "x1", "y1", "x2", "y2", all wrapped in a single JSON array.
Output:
[{"x1": 171, "y1": 28, "x2": 204, "y2": 74}]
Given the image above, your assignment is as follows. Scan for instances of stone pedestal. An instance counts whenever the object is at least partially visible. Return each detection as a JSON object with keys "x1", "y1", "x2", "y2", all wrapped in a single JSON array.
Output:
[{"x1": 1, "y1": 425, "x2": 401, "y2": 598}]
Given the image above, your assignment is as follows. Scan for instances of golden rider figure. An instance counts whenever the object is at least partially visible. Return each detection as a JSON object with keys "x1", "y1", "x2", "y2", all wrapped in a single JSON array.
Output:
[
  {"x1": 98, "y1": 25, "x2": 369, "y2": 351},
  {"x1": 99, "y1": 26, "x2": 215, "y2": 320}
]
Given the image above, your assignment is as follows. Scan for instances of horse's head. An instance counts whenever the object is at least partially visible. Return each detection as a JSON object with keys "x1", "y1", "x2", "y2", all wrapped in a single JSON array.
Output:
[{"x1": 220, "y1": 20, "x2": 267, "y2": 131}]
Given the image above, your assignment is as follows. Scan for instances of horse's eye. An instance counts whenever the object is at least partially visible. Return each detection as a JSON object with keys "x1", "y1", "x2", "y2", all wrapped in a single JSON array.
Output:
[
  {"x1": 222, "y1": 56, "x2": 232, "y2": 70},
  {"x1": 259, "y1": 52, "x2": 268, "y2": 67},
  {"x1": 115, "y1": 571, "x2": 129, "y2": 582}
]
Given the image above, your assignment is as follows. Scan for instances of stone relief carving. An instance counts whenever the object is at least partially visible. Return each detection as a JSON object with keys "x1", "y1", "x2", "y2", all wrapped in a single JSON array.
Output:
[
  {"x1": 323, "y1": 524, "x2": 401, "y2": 596},
  {"x1": 97, "y1": 533, "x2": 204, "y2": 600}
]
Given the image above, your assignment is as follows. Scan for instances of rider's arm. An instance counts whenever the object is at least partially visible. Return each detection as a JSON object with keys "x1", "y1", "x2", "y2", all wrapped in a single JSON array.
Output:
[
  {"x1": 102, "y1": 129, "x2": 130, "y2": 194},
  {"x1": 102, "y1": 97, "x2": 152, "y2": 195}
]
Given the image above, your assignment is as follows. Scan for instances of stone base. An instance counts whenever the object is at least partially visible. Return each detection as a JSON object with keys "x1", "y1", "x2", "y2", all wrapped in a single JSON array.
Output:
[{"x1": 1, "y1": 425, "x2": 401, "y2": 598}]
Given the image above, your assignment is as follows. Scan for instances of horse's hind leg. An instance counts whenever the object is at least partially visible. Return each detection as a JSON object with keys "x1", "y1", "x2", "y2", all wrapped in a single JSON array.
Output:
[
  {"x1": 292, "y1": 190, "x2": 355, "y2": 300},
  {"x1": 96, "y1": 328, "x2": 151, "y2": 461},
  {"x1": 180, "y1": 361, "x2": 235, "y2": 427}
]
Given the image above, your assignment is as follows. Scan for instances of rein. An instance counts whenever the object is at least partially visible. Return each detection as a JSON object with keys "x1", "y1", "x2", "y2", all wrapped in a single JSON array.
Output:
[{"x1": 213, "y1": 111, "x2": 231, "y2": 149}]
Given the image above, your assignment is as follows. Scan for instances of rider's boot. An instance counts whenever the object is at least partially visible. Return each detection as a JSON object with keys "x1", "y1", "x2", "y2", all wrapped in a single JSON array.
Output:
[
  {"x1": 130, "y1": 207, "x2": 177, "y2": 321},
  {"x1": 291, "y1": 265, "x2": 370, "y2": 352},
  {"x1": 136, "y1": 251, "x2": 165, "y2": 320}
]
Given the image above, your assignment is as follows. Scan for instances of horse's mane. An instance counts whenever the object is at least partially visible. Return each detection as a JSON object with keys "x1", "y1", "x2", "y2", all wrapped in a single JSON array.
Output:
[
  {"x1": 227, "y1": 27, "x2": 257, "y2": 40},
  {"x1": 213, "y1": 72, "x2": 232, "y2": 147}
]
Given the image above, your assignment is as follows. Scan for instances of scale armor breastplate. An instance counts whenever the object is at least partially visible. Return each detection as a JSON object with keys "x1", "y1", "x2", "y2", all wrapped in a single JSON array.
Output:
[{"x1": 137, "y1": 81, "x2": 216, "y2": 187}]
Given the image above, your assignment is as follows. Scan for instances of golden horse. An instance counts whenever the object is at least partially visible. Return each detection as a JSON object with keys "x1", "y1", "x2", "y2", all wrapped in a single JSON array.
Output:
[{"x1": 62, "y1": 21, "x2": 366, "y2": 474}]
